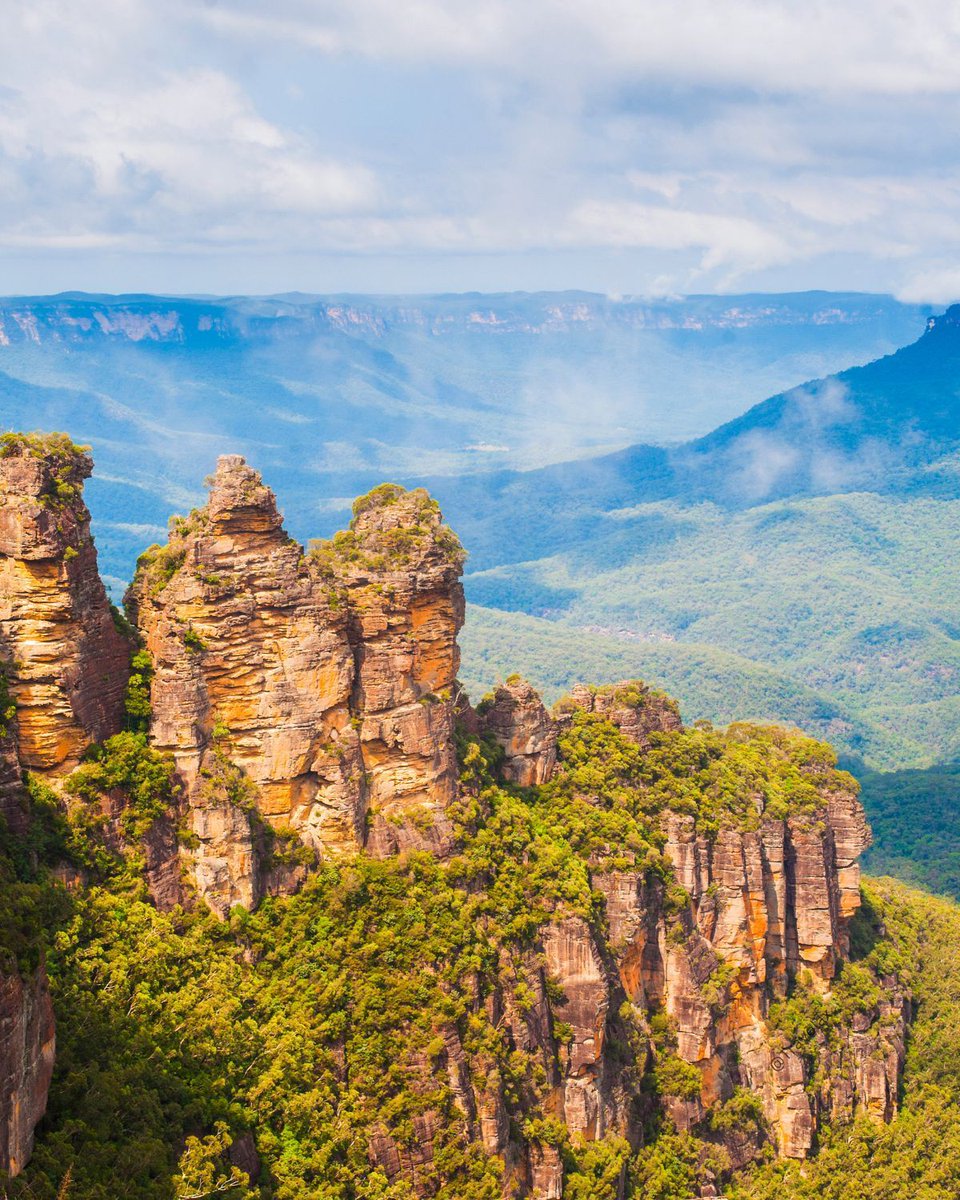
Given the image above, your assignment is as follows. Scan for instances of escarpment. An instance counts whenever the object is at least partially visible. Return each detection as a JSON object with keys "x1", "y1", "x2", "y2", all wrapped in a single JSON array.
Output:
[
  {"x1": 0, "y1": 433, "x2": 127, "y2": 1176},
  {"x1": 0, "y1": 435, "x2": 913, "y2": 1195},
  {"x1": 459, "y1": 679, "x2": 909, "y2": 1182}
]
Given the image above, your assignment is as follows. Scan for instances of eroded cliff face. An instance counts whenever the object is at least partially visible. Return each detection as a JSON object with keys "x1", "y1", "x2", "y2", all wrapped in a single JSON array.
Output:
[
  {"x1": 460, "y1": 678, "x2": 910, "y2": 1188},
  {"x1": 326, "y1": 484, "x2": 465, "y2": 857},
  {"x1": 0, "y1": 964, "x2": 55, "y2": 1178},
  {"x1": 126, "y1": 462, "x2": 464, "y2": 914},
  {"x1": 0, "y1": 435, "x2": 131, "y2": 1178},
  {"x1": 0, "y1": 436, "x2": 128, "y2": 776},
  {"x1": 478, "y1": 677, "x2": 557, "y2": 786}
]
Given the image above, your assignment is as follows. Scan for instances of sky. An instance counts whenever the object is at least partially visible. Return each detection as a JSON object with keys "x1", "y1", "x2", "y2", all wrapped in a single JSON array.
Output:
[{"x1": 2, "y1": 0, "x2": 960, "y2": 299}]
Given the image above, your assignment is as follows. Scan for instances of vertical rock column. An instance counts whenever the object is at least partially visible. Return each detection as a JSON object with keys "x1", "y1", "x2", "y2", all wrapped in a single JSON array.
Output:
[
  {"x1": 127, "y1": 456, "x2": 362, "y2": 915},
  {"x1": 0, "y1": 965, "x2": 55, "y2": 1178},
  {"x1": 477, "y1": 677, "x2": 557, "y2": 786},
  {"x1": 0, "y1": 435, "x2": 128, "y2": 776},
  {"x1": 331, "y1": 486, "x2": 466, "y2": 854},
  {"x1": 128, "y1": 465, "x2": 467, "y2": 912}
]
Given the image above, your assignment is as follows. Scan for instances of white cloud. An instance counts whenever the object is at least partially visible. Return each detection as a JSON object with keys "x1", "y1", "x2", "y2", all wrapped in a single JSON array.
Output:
[
  {"x1": 898, "y1": 266, "x2": 960, "y2": 305},
  {"x1": 1, "y1": 0, "x2": 960, "y2": 294},
  {"x1": 193, "y1": 0, "x2": 960, "y2": 95},
  {"x1": 565, "y1": 200, "x2": 793, "y2": 270},
  {"x1": 0, "y1": 6, "x2": 377, "y2": 254}
]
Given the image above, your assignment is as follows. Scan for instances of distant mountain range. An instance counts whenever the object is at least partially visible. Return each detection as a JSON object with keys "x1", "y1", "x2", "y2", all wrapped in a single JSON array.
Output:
[
  {"x1": 438, "y1": 305, "x2": 960, "y2": 568},
  {"x1": 0, "y1": 289, "x2": 928, "y2": 587}
]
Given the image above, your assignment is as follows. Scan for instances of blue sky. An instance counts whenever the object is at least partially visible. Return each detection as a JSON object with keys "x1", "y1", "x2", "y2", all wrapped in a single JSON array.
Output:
[{"x1": 2, "y1": 0, "x2": 960, "y2": 299}]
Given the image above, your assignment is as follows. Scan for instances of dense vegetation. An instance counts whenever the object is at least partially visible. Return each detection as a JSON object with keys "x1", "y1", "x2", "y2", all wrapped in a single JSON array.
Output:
[
  {"x1": 859, "y1": 763, "x2": 960, "y2": 899},
  {"x1": 2, "y1": 711, "x2": 866, "y2": 1199}
]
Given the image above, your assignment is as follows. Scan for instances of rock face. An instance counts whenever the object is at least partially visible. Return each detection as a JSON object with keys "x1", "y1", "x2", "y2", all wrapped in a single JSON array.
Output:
[
  {"x1": 478, "y1": 677, "x2": 557, "y2": 786},
  {"x1": 0, "y1": 436, "x2": 128, "y2": 776},
  {"x1": 0, "y1": 964, "x2": 55, "y2": 1178},
  {"x1": 0, "y1": 436, "x2": 131, "y2": 1178},
  {"x1": 650, "y1": 803, "x2": 904, "y2": 1160},
  {"x1": 329, "y1": 484, "x2": 465, "y2": 857},
  {"x1": 127, "y1": 463, "x2": 465, "y2": 914},
  {"x1": 459, "y1": 678, "x2": 907, "y2": 1183}
]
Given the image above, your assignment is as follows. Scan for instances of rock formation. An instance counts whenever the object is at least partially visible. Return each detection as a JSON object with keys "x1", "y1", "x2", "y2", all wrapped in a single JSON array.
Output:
[
  {"x1": 555, "y1": 679, "x2": 682, "y2": 746},
  {"x1": 0, "y1": 434, "x2": 131, "y2": 1177},
  {"x1": 326, "y1": 483, "x2": 465, "y2": 856},
  {"x1": 0, "y1": 964, "x2": 55, "y2": 1178},
  {"x1": 477, "y1": 676, "x2": 557, "y2": 786},
  {"x1": 0, "y1": 434, "x2": 128, "y2": 776},
  {"x1": 126, "y1": 463, "x2": 464, "y2": 914},
  {"x1": 463, "y1": 676, "x2": 907, "y2": 1175}
]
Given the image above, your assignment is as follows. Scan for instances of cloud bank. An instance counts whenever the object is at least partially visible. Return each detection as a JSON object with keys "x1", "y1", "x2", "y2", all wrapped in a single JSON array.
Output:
[{"x1": 1, "y1": 0, "x2": 960, "y2": 296}]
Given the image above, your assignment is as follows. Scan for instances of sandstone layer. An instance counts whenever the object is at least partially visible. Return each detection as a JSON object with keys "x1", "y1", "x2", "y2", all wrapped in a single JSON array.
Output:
[
  {"x1": 478, "y1": 677, "x2": 557, "y2": 786},
  {"x1": 459, "y1": 677, "x2": 909, "y2": 1184}
]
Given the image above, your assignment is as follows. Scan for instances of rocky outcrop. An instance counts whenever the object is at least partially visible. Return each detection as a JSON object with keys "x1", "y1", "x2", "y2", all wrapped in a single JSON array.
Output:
[
  {"x1": 556, "y1": 680, "x2": 682, "y2": 746},
  {"x1": 0, "y1": 435, "x2": 128, "y2": 776},
  {"x1": 0, "y1": 433, "x2": 132, "y2": 1180},
  {"x1": 127, "y1": 463, "x2": 464, "y2": 915},
  {"x1": 0, "y1": 964, "x2": 55, "y2": 1178},
  {"x1": 125, "y1": 456, "x2": 360, "y2": 915},
  {"x1": 0, "y1": 435, "x2": 909, "y2": 1195},
  {"x1": 466, "y1": 680, "x2": 905, "y2": 1185},
  {"x1": 478, "y1": 677, "x2": 557, "y2": 786},
  {"x1": 650, "y1": 800, "x2": 904, "y2": 1160}
]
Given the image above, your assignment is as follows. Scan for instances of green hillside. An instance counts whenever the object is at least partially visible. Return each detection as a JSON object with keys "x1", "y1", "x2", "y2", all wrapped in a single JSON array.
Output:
[{"x1": 461, "y1": 491, "x2": 960, "y2": 770}]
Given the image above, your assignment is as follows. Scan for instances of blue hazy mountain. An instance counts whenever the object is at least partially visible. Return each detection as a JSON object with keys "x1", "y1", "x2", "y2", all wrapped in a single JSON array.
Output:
[
  {"x1": 435, "y1": 306, "x2": 960, "y2": 570},
  {"x1": 444, "y1": 308, "x2": 960, "y2": 769},
  {"x1": 0, "y1": 290, "x2": 928, "y2": 587}
]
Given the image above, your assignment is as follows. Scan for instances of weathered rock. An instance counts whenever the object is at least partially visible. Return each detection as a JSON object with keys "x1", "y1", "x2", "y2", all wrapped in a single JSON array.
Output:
[
  {"x1": 331, "y1": 485, "x2": 465, "y2": 854},
  {"x1": 542, "y1": 916, "x2": 630, "y2": 1142},
  {"x1": 0, "y1": 964, "x2": 55, "y2": 1177},
  {"x1": 0, "y1": 435, "x2": 908, "y2": 1195},
  {"x1": 0, "y1": 712, "x2": 26, "y2": 836},
  {"x1": 603, "y1": 775, "x2": 902, "y2": 1166},
  {"x1": 556, "y1": 680, "x2": 682, "y2": 746},
  {"x1": 128, "y1": 464, "x2": 465, "y2": 913},
  {"x1": 127, "y1": 457, "x2": 363, "y2": 873},
  {"x1": 0, "y1": 436, "x2": 128, "y2": 775},
  {"x1": 478, "y1": 677, "x2": 557, "y2": 786}
]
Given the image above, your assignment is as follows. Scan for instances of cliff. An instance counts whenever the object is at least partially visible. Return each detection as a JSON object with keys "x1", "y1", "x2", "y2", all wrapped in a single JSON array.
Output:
[
  {"x1": 0, "y1": 437, "x2": 911, "y2": 1195},
  {"x1": 0, "y1": 964, "x2": 55, "y2": 1178},
  {"x1": 437, "y1": 681, "x2": 907, "y2": 1189},
  {"x1": 0, "y1": 433, "x2": 129, "y2": 1177}
]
